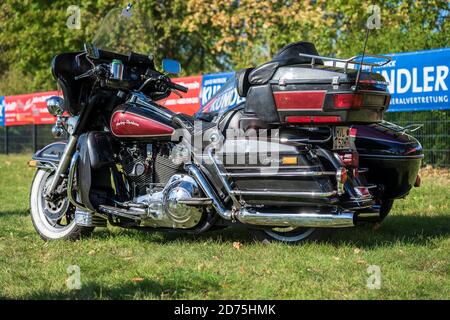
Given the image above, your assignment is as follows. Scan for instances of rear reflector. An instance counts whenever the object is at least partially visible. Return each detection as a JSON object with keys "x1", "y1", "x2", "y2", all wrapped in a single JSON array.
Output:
[
  {"x1": 414, "y1": 175, "x2": 421, "y2": 187},
  {"x1": 274, "y1": 91, "x2": 326, "y2": 110},
  {"x1": 339, "y1": 152, "x2": 359, "y2": 168},
  {"x1": 339, "y1": 168, "x2": 348, "y2": 184},
  {"x1": 333, "y1": 93, "x2": 364, "y2": 109},
  {"x1": 281, "y1": 156, "x2": 298, "y2": 165},
  {"x1": 286, "y1": 115, "x2": 341, "y2": 124}
]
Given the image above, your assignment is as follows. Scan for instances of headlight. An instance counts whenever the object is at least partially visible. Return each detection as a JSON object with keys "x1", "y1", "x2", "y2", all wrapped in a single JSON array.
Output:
[{"x1": 46, "y1": 96, "x2": 65, "y2": 116}]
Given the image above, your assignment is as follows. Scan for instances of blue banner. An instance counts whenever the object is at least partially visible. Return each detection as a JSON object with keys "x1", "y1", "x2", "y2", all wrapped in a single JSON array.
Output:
[
  {"x1": 0, "y1": 96, "x2": 5, "y2": 126},
  {"x1": 200, "y1": 72, "x2": 235, "y2": 107},
  {"x1": 371, "y1": 48, "x2": 450, "y2": 112},
  {"x1": 199, "y1": 72, "x2": 246, "y2": 115}
]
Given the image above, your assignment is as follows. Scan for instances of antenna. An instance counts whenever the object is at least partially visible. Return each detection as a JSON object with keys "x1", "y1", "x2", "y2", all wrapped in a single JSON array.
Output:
[{"x1": 354, "y1": 27, "x2": 370, "y2": 90}]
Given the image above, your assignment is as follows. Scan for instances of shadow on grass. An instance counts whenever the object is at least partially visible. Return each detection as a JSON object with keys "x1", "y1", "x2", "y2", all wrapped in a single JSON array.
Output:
[
  {"x1": 0, "y1": 209, "x2": 29, "y2": 217},
  {"x1": 10, "y1": 274, "x2": 220, "y2": 300},
  {"x1": 92, "y1": 214, "x2": 450, "y2": 248},
  {"x1": 3, "y1": 208, "x2": 449, "y2": 248}
]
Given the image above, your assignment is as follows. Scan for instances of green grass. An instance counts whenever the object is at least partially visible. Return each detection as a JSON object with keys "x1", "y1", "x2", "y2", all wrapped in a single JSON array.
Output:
[{"x1": 0, "y1": 154, "x2": 449, "y2": 300}]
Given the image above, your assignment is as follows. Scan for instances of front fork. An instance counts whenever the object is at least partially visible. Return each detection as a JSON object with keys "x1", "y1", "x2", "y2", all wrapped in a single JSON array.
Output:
[{"x1": 44, "y1": 135, "x2": 78, "y2": 199}]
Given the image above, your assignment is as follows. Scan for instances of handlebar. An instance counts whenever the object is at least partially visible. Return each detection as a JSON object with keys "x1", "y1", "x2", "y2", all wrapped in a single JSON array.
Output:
[
  {"x1": 167, "y1": 81, "x2": 188, "y2": 93},
  {"x1": 75, "y1": 58, "x2": 189, "y2": 95}
]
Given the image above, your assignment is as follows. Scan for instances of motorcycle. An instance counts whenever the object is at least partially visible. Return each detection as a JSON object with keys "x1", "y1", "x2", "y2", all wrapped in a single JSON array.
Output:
[{"x1": 29, "y1": 5, "x2": 423, "y2": 244}]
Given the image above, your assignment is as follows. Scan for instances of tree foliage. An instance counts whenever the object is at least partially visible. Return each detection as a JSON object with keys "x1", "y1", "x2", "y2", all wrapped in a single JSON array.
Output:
[{"x1": 0, "y1": 0, "x2": 448, "y2": 94}]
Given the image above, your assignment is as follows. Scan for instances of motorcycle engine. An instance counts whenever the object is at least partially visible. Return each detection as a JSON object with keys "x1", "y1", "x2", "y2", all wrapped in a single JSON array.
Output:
[
  {"x1": 119, "y1": 143, "x2": 153, "y2": 197},
  {"x1": 119, "y1": 143, "x2": 203, "y2": 229}
]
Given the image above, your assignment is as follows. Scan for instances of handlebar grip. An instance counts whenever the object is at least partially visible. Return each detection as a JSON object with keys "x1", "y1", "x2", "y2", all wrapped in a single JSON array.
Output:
[{"x1": 169, "y1": 81, "x2": 188, "y2": 93}]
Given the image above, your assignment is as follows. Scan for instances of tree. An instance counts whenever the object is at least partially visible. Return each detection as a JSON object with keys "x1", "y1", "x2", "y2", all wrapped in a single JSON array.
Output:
[{"x1": 0, "y1": 0, "x2": 448, "y2": 94}]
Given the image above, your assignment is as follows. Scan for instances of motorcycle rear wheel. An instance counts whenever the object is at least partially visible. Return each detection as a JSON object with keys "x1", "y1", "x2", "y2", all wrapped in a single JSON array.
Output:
[
  {"x1": 251, "y1": 226, "x2": 327, "y2": 244},
  {"x1": 30, "y1": 169, "x2": 94, "y2": 241},
  {"x1": 379, "y1": 199, "x2": 394, "y2": 221}
]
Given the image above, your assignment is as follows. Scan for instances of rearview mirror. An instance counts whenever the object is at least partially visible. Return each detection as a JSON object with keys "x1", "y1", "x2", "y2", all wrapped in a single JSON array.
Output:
[
  {"x1": 162, "y1": 59, "x2": 181, "y2": 75},
  {"x1": 84, "y1": 43, "x2": 99, "y2": 59}
]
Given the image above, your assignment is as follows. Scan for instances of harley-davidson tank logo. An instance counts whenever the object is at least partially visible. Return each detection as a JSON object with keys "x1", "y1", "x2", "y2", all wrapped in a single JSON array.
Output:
[
  {"x1": 111, "y1": 111, "x2": 174, "y2": 137},
  {"x1": 115, "y1": 120, "x2": 140, "y2": 127}
]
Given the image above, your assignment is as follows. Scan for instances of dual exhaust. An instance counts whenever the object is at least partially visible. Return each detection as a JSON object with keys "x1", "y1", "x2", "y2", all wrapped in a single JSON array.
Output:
[{"x1": 187, "y1": 165, "x2": 355, "y2": 228}]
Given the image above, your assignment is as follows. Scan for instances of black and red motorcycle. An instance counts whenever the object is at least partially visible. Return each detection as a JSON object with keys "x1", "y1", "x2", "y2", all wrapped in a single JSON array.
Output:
[{"x1": 29, "y1": 5, "x2": 423, "y2": 243}]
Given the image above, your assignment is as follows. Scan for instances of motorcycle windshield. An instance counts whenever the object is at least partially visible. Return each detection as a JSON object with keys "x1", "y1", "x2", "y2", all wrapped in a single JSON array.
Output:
[{"x1": 92, "y1": 6, "x2": 154, "y2": 57}]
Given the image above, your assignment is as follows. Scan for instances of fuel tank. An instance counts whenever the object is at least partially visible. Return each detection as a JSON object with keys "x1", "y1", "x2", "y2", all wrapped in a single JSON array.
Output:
[
  {"x1": 110, "y1": 102, "x2": 175, "y2": 141},
  {"x1": 353, "y1": 122, "x2": 423, "y2": 199}
]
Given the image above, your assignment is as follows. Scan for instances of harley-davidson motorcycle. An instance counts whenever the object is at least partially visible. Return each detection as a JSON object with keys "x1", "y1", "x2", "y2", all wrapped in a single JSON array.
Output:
[{"x1": 29, "y1": 5, "x2": 423, "y2": 243}]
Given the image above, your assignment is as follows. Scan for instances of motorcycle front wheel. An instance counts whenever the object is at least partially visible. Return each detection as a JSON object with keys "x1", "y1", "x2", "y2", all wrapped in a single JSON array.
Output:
[{"x1": 30, "y1": 169, "x2": 94, "y2": 241}]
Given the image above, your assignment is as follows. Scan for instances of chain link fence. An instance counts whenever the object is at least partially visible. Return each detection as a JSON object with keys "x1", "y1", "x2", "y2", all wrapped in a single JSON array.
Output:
[
  {"x1": 384, "y1": 110, "x2": 449, "y2": 167},
  {"x1": 0, "y1": 110, "x2": 449, "y2": 167}
]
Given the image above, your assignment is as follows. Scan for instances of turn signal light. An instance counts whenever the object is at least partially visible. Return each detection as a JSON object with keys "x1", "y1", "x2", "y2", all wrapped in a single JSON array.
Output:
[{"x1": 28, "y1": 160, "x2": 37, "y2": 168}]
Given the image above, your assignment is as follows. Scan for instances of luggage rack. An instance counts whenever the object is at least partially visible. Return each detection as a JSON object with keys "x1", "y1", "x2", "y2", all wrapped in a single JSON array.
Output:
[
  {"x1": 207, "y1": 149, "x2": 339, "y2": 208},
  {"x1": 298, "y1": 53, "x2": 392, "y2": 73}
]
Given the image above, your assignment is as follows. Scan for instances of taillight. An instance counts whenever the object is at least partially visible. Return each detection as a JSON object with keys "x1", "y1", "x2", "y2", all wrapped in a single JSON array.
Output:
[
  {"x1": 274, "y1": 91, "x2": 326, "y2": 110},
  {"x1": 333, "y1": 93, "x2": 364, "y2": 109},
  {"x1": 286, "y1": 115, "x2": 341, "y2": 124}
]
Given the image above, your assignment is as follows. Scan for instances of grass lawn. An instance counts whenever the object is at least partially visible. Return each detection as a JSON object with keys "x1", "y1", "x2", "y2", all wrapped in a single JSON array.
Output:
[{"x1": 0, "y1": 154, "x2": 449, "y2": 300}]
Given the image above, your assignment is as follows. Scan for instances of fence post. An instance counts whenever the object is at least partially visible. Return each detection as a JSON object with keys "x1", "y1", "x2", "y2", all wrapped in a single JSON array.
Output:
[
  {"x1": 4, "y1": 126, "x2": 9, "y2": 155},
  {"x1": 32, "y1": 124, "x2": 37, "y2": 152}
]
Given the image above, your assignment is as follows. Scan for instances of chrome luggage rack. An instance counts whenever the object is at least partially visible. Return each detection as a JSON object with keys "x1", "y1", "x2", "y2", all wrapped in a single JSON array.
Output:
[
  {"x1": 298, "y1": 53, "x2": 392, "y2": 73},
  {"x1": 206, "y1": 149, "x2": 339, "y2": 208}
]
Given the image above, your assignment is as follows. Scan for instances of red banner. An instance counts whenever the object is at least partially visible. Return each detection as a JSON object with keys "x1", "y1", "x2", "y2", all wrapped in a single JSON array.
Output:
[
  {"x1": 4, "y1": 91, "x2": 61, "y2": 126},
  {"x1": 2, "y1": 76, "x2": 202, "y2": 127},
  {"x1": 159, "y1": 76, "x2": 202, "y2": 115}
]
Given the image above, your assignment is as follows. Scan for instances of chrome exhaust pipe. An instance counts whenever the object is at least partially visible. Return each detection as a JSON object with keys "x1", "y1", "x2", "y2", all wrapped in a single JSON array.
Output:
[
  {"x1": 237, "y1": 209, "x2": 355, "y2": 228},
  {"x1": 187, "y1": 164, "x2": 355, "y2": 228},
  {"x1": 187, "y1": 164, "x2": 234, "y2": 220}
]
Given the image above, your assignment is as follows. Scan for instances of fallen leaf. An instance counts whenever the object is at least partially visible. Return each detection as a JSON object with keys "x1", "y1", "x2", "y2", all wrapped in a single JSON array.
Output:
[
  {"x1": 354, "y1": 248, "x2": 361, "y2": 254},
  {"x1": 233, "y1": 242, "x2": 242, "y2": 250},
  {"x1": 333, "y1": 256, "x2": 340, "y2": 261},
  {"x1": 88, "y1": 250, "x2": 95, "y2": 255},
  {"x1": 356, "y1": 259, "x2": 366, "y2": 264},
  {"x1": 212, "y1": 255, "x2": 220, "y2": 261},
  {"x1": 131, "y1": 277, "x2": 144, "y2": 283}
]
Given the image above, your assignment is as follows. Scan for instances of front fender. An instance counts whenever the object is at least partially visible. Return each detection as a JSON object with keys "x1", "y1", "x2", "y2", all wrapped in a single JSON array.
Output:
[{"x1": 32, "y1": 141, "x2": 67, "y2": 167}]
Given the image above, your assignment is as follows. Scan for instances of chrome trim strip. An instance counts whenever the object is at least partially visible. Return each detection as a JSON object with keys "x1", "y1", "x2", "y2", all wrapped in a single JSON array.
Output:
[
  {"x1": 237, "y1": 209, "x2": 355, "y2": 228},
  {"x1": 358, "y1": 154, "x2": 424, "y2": 159},
  {"x1": 220, "y1": 171, "x2": 336, "y2": 178},
  {"x1": 224, "y1": 165, "x2": 322, "y2": 170},
  {"x1": 230, "y1": 190, "x2": 337, "y2": 198}
]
